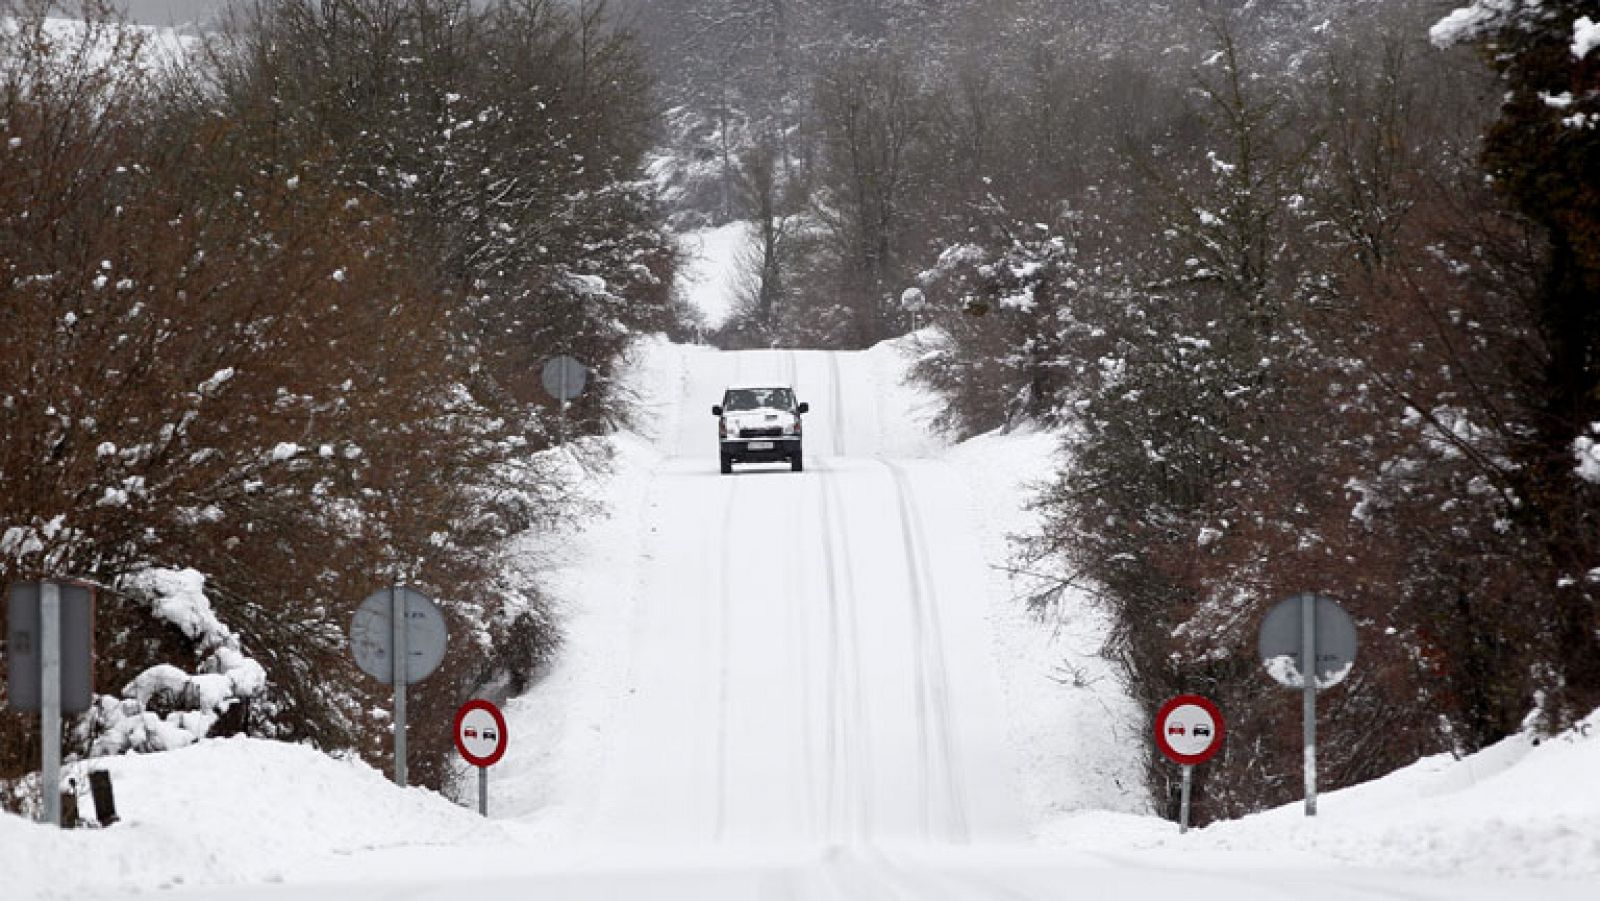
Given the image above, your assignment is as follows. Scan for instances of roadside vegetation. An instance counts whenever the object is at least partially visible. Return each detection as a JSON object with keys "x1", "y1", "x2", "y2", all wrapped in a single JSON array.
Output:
[{"x1": 0, "y1": 0, "x2": 686, "y2": 806}]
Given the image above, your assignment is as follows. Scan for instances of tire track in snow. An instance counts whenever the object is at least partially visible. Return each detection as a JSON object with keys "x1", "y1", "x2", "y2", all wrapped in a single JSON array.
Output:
[
  {"x1": 885, "y1": 460, "x2": 971, "y2": 844},
  {"x1": 815, "y1": 459, "x2": 844, "y2": 843},
  {"x1": 714, "y1": 350, "x2": 742, "y2": 841},
  {"x1": 817, "y1": 458, "x2": 873, "y2": 844},
  {"x1": 782, "y1": 345, "x2": 821, "y2": 839},
  {"x1": 712, "y1": 475, "x2": 740, "y2": 842},
  {"x1": 788, "y1": 413, "x2": 819, "y2": 837}
]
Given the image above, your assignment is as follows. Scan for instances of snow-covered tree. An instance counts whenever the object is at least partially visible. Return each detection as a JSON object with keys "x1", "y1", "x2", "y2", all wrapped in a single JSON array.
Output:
[
  {"x1": 1, "y1": 0, "x2": 679, "y2": 797},
  {"x1": 1431, "y1": 0, "x2": 1600, "y2": 726}
]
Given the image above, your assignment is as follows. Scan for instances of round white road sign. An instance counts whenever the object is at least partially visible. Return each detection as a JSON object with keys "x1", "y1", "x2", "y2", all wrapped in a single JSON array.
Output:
[
  {"x1": 1155, "y1": 694, "x2": 1226, "y2": 766},
  {"x1": 1259, "y1": 592, "x2": 1359, "y2": 689},
  {"x1": 454, "y1": 699, "x2": 508, "y2": 768},
  {"x1": 349, "y1": 587, "x2": 448, "y2": 685},
  {"x1": 541, "y1": 355, "x2": 588, "y2": 402}
]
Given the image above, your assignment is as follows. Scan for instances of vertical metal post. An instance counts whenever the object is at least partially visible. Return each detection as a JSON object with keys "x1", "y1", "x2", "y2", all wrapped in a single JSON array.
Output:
[
  {"x1": 1179, "y1": 765, "x2": 1193, "y2": 834},
  {"x1": 391, "y1": 586, "x2": 408, "y2": 788},
  {"x1": 1302, "y1": 592, "x2": 1318, "y2": 816},
  {"x1": 478, "y1": 766, "x2": 488, "y2": 817},
  {"x1": 557, "y1": 361, "x2": 570, "y2": 446},
  {"x1": 40, "y1": 582, "x2": 61, "y2": 827}
]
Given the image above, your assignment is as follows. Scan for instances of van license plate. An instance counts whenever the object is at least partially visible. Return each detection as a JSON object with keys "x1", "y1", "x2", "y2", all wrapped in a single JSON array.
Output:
[{"x1": 747, "y1": 441, "x2": 773, "y2": 450}]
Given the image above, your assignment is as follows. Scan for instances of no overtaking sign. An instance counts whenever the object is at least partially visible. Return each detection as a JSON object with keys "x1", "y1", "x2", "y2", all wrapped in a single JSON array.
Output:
[
  {"x1": 455, "y1": 699, "x2": 508, "y2": 769},
  {"x1": 455, "y1": 699, "x2": 507, "y2": 817},
  {"x1": 1155, "y1": 694, "x2": 1225, "y2": 766},
  {"x1": 1155, "y1": 693, "x2": 1225, "y2": 834}
]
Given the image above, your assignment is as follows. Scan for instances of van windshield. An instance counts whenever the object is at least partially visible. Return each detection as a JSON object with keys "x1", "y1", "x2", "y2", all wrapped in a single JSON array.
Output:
[{"x1": 723, "y1": 388, "x2": 794, "y2": 412}]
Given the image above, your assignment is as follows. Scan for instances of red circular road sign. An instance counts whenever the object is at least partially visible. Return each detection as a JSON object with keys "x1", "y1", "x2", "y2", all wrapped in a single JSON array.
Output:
[
  {"x1": 1155, "y1": 694, "x2": 1225, "y2": 766},
  {"x1": 453, "y1": 699, "x2": 508, "y2": 768}
]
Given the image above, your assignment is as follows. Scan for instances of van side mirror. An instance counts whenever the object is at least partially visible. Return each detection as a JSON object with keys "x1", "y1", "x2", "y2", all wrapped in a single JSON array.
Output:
[
  {"x1": 711, "y1": 405, "x2": 723, "y2": 416},
  {"x1": 797, "y1": 402, "x2": 809, "y2": 414}
]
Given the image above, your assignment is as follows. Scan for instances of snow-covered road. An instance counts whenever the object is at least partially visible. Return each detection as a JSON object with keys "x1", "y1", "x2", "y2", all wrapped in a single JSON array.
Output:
[
  {"x1": 580, "y1": 348, "x2": 1019, "y2": 848},
  {"x1": 49, "y1": 343, "x2": 1600, "y2": 901}
]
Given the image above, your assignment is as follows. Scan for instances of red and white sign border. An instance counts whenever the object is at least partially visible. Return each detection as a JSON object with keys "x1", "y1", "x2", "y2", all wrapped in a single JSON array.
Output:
[
  {"x1": 1154, "y1": 693, "x2": 1225, "y2": 766},
  {"x1": 453, "y1": 699, "x2": 508, "y2": 768}
]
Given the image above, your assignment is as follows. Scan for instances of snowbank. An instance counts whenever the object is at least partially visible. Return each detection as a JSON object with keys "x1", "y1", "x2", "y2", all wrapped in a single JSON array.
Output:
[
  {"x1": 0, "y1": 737, "x2": 504, "y2": 899},
  {"x1": 1040, "y1": 709, "x2": 1600, "y2": 880}
]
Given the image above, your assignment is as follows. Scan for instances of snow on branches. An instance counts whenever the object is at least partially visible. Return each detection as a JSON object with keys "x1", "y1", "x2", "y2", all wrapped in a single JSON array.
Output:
[
  {"x1": 1429, "y1": 1, "x2": 1521, "y2": 49},
  {"x1": 91, "y1": 569, "x2": 267, "y2": 756},
  {"x1": 1577, "y1": 423, "x2": 1600, "y2": 484}
]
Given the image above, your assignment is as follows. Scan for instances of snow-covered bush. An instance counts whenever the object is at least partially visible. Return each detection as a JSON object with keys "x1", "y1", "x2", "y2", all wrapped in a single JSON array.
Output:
[
  {"x1": 2, "y1": 0, "x2": 666, "y2": 799},
  {"x1": 909, "y1": 232, "x2": 1097, "y2": 439},
  {"x1": 90, "y1": 570, "x2": 266, "y2": 755}
]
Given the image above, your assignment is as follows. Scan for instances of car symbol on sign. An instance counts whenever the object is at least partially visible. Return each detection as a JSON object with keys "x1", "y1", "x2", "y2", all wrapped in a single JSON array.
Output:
[
  {"x1": 1193, "y1": 724, "x2": 1212, "y2": 737},
  {"x1": 464, "y1": 728, "x2": 478, "y2": 738},
  {"x1": 1168, "y1": 724, "x2": 1185, "y2": 736},
  {"x1": 484, "y1": 730, "x2": 497, "y2": 742}
]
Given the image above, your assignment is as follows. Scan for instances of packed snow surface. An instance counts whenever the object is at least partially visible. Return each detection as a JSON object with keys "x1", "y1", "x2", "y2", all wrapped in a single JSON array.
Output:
[{"x1": 5, "y1": 335, "x2": 1598, "y2": 900}]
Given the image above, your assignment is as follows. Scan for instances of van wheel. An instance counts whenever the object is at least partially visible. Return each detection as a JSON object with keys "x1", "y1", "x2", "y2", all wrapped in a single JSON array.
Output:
[
  {"x1": 790, "y1": 450, "x2": 803, "y2": 472},
  {"x1": 720, "y1": 455, "x2": 733, "y2": 474}
]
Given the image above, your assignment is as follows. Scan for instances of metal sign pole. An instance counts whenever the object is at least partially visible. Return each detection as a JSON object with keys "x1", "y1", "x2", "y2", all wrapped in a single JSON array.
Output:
[
  {"x1": 1301, "y1": 592, "x2": 1318, "y2": 816},
  {"x1": 40, "y1": 582, "x2": 61, "y2": 827},
  {"x1": 558, "y1": 360, "x2": 570, "y2": 446},
  {"x1": 478, "y1": 766, "x2": 488, "y2": 817},
  {"x1": 541, "y1": 356, "x2": 587, "y2": 447},
  {"x1": 1179, "y1": 765, "x2": 1193, "y2": 834},
  {"x1": 391, "y1": 586, "x2": 408, "y2": 788}
]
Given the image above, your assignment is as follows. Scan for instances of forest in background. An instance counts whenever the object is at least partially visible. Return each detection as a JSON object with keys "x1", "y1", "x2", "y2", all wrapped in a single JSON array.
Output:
[{"x1": 629, "y1": 0, "x2": 1600, "y2": 824}]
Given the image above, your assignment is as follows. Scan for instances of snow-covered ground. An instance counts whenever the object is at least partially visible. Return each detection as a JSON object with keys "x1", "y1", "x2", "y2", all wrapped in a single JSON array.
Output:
[
  {"x1": 0, "y1": 737, "x2": 508, "y2": 896},
  {"x1": 4, "y1": 334, "x2": 1598, "y2": 900}
]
